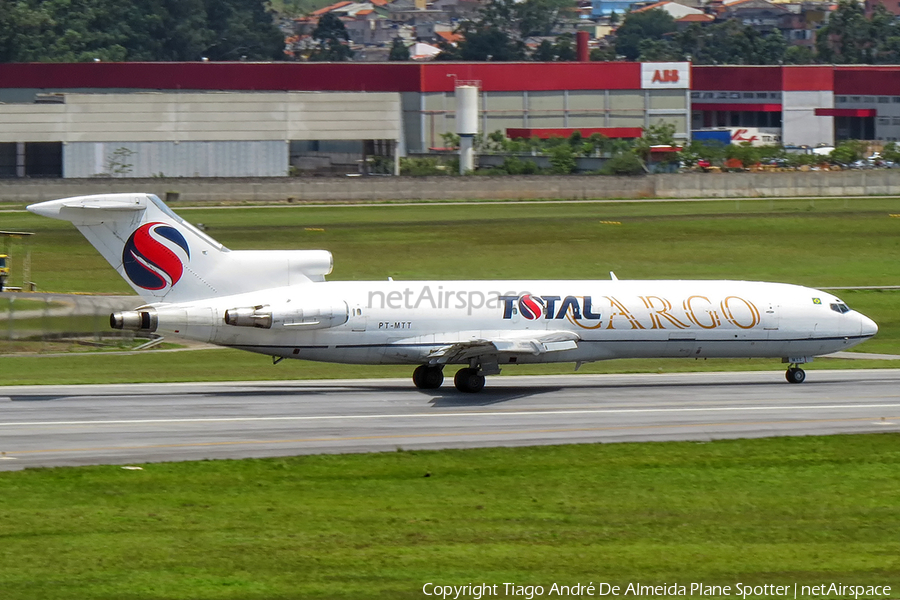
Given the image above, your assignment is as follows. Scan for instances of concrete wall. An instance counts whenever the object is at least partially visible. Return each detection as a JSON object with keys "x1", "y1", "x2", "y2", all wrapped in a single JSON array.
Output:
[{"x1": 4, "y1": 170, "x2": 900, "y2": 204}]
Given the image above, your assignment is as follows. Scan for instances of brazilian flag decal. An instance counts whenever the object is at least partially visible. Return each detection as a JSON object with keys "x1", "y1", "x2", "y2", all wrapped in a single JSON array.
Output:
[{"x1": 812, "y1": 298, "x2": 822, "y2": 305}]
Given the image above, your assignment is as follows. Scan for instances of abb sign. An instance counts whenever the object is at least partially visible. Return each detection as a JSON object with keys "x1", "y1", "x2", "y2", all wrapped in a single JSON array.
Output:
[
  {"x1": 652, "y1": 69, "x2": 680, "y2": 84},
  {"x1": 641, "y1": 63, "x2": 690, "y2": 89}
]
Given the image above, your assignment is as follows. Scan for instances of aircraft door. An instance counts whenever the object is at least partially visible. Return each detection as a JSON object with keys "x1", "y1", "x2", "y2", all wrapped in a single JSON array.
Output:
[
  {"x1": 763, "y1": 302, "x2": 780, "y2": 337},
  {"x1": 349, "y1": 304, "x2": 367, "y2": 332}
]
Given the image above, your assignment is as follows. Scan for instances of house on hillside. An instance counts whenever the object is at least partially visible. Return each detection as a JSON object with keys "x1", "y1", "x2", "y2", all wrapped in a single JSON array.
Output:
[{"x1": 715, "y1": 0, "x2": 791, "y2": 32}]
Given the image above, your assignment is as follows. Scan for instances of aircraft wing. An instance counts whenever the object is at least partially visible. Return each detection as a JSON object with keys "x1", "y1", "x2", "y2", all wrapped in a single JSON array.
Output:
[{"x1": 426, "y1": 330, "x2": 580, "y2": 365}]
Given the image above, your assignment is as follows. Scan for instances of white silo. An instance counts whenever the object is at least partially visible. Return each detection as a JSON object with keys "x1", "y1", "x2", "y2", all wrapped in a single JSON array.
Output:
[{"x1": 455, "y1": 84, "x2": 480, "y2": 174}]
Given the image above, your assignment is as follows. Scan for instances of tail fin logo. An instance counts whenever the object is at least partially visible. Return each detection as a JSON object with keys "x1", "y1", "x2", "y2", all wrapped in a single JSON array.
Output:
[{"x1": 122, "y1": 222, "x2": 190, "y2": 291}]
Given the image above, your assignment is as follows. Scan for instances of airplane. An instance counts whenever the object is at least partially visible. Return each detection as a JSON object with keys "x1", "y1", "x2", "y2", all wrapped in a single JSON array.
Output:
[{"x1": 28, "y1": 193, "x2": 878, "y2": 393}]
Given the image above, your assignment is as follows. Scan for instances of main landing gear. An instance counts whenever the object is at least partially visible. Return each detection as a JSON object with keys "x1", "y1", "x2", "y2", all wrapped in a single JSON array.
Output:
[
  {"x1": 453, "y1": 367, "x2": 485, "y2": 393},
  {"x1": 412, "y1": 365, "x2": 444, "y2": 389},
  {"x1": 785, "y1": 366, "x2": 806, "y2": 384},
  {"x1": 412, "y1": 365, "x2": 486, "y2": 393}
]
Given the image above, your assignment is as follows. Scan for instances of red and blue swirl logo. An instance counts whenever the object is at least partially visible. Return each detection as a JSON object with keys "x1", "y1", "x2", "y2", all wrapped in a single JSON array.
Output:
[
  {"x1": 518, "y1": 294, "x2": 544, "y2": 320},
  {"x1": 122, "y1": 222, "x2": 190, "y2": 290}
]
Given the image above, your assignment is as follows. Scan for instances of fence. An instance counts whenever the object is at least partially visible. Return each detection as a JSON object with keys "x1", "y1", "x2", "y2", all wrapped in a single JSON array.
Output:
[{"x1": 4, "y1": 170, "x2": 900, "y2": 204}]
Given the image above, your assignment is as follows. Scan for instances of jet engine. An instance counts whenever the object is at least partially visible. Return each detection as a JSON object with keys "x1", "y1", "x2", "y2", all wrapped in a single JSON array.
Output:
[{"x1": 224, "y1": 301, "x2": 347, "y2": 330}]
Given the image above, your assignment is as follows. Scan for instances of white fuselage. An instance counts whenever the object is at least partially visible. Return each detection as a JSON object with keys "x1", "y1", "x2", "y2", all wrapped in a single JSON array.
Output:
[{"x1": 151, "y1": 279, "x2": 877, "y2": 366}]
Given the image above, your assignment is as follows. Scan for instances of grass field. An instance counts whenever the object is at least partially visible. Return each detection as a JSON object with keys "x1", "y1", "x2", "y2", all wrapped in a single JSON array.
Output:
[
  {"x1": 1, "y1": 197, "x2": 899, "y2": 383},
  {"x1": 1, "y1": 435, "x2": 897, "y2": 599},
  {"x1": 2, "y1": 199, "x2": 899, "y2": 599}
]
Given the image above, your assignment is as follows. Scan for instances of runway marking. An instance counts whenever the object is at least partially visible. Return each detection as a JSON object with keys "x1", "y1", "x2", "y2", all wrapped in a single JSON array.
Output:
[
  {"x1": 4, "y1": 415, "x2": 898, "y2": 457},
  {"x1": 2, "y1": 403, "x2": 900, "y2": 428}
]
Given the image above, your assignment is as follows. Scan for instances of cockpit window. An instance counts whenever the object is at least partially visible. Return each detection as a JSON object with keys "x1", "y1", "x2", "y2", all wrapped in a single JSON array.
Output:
[{"x1": 830, "y1": 302, "x2": 850, "y2": 314}]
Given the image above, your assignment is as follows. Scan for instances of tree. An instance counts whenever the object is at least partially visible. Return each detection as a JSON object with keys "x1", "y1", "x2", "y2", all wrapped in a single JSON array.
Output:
[
  {"x1": 633, "y1": 122, "x2": 676, "y2": 163},
  {"x1": 816, "y1": 0, "x2": 870, "y2": 63},
  {"x1": 783, "y1": 44, "x2": 814, "y2": 65},
  {"x1": 589, "y1": 46, "x2": 616, "y2": 61},
  {"x1": 0, "y1": 0, "x2": 284, "y2": 62},
  {"x1": 201, "y1": 0, "x2": 284, "y2": 61},
  {"x1": 637, "y1": 38, "x2": 680, "y2": 61},
  {"x1": 554, "y1": 33, "x2": 576, "y2": 61},
  {"x1": 531, "y1": 33, "x2": 576, "y2": 61},
  {"x1": 816, "y1": 0, "x2": 900, "y2": 64},
  {"x1": 309, "y1": 13, "x2": 353, "y2": 61},
  {"x1": 615, "y1": 9, "x2": 676, "y2": 61},
  {"x1": 389, "y1": 37, "x2": 410, "y2": 61},
  {"x1": 675, "y1": 20, "x2": 785, "y2": 65},
  {"x1": 439, "y1": 0, "x2": 573, "y2": 61},
  {"x1": 532, "y1": 39, "x2": 556, "y2": 61}
]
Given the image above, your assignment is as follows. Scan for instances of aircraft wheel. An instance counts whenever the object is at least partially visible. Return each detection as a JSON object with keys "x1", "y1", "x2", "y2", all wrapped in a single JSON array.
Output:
[
  {"x1": 413, "y1": 365, "x2": 443, "y2": 389},
  {"x1": 785, "y1": 367, "x2": 806, "y2": 384},
  {"x1": 454, "y1": 367, "x2": 485, "y2": 393}
]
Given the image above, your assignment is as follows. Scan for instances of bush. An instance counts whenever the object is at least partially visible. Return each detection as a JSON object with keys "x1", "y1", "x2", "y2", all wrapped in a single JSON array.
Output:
[
  {"x1": 399, "y1": 157, "x2": 450, "y2": 176},
  {"x1": 548, "y1": 145, "x2": 577, "y2": 174},
  {"x1": 599, "y1": 151, "x2": 646, "y2": 175},
  {"x1": 500, "y1": 156, "x2": 541, "y2": 174}
]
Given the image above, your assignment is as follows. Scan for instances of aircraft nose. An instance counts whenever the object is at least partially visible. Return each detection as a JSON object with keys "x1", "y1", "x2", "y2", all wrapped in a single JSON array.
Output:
[{"x1": 859, "y1": 313, "x2": 878, "y2": 338}]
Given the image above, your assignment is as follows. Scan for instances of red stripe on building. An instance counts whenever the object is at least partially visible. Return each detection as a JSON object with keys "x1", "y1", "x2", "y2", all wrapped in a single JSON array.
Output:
[
  {"x1": 814, "y1": 108, "x2": 877, "y2": 117},
  {"x1": 782, "y1": 65, "x2": 833, "y2": 91},
  {"x1": 507, "y1": 127, "x2": 644, "y2": 139},
  {"x1": 0, "y1": 62, "x2": 423, "y2": 92},
  {"x1": 0, "y1": 62, "x2": 645, "y2": 93},
  {"x1": 419, "y1": 62, "x2": 642, "y2": 92},
  {"x1": 833, "y1": 67, "x2": 900, "y2": 96},
  {"x1": 691, "y1": 66, "x2": 782, "y2": 92},
  {"x1": 692, "y1": 103, "x2": 782, "y2": 112}
]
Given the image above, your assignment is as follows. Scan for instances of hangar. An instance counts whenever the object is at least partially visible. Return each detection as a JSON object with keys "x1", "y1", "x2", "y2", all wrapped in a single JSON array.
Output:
[
  {"x1": 0, "y1": 61, "x2": 690, "y2": 178},
  {"x1": 1, "y1": 61, "x2": 898, "y2": 178},
  {"x1": 692, "y1": 65, "x2": 900, "y2": 147}
]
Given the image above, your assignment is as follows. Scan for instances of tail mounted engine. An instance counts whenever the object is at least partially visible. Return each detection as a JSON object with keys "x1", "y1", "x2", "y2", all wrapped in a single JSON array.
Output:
[
  {"x1": 224, "y1": 302, "x2": 347, "y2": 330},
  {"x1": 110, "y1": 300, "x2": 348, "y2": 337}
]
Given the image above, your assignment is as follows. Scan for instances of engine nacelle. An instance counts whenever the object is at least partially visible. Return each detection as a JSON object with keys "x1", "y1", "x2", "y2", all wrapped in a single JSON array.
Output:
[
  {"x1": 110, "y1": 305, "x2": 216, "y2": 342},
  {"x1": 110, "y1": 309, "x2": 158, "y2": 332},
  {"x1": 224, "y1": 301, "x2": 347, "y2": 330}
]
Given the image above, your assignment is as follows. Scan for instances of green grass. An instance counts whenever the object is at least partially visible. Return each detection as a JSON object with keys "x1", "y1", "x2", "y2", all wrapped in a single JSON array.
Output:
[
  {"x1": 1, "y1": 197, "x2": 899, "y2": 384},
  {"x1": 0, "y1": 435, "x2": 898, "y2": 599}
]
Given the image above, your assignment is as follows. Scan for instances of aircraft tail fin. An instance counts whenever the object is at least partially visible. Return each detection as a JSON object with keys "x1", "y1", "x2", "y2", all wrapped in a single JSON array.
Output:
[{"x1": 27, "y1": 194, "x2": 332, "y2": 303}]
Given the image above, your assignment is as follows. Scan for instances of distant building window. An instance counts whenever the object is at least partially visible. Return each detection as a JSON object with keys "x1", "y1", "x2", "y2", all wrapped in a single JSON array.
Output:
[
  {"x1": 836, "y1": 96, "x2": 847, "y2": 103},
  {"x1": 717, "y1": 92, "x2": 729, "y2": 98},
  {"x1": 703, "y1": 92, "x2": 714, "y2": 99},
  {"x1": 730, "y1": 92, "x2": 741, "y2": 99},
  {"x1": 743, "y1": 92, "x2": 754, "y2": 98},
  {"x1": 892, "y1": 117, "x2": 900, "y2": 125},
  {"x1": 879, "y1": 97, "x2": 890, "y2": 103},
  {"x1": 770, "y1": 93, "x2": 781, "y2": 99},
  {"x1": 691, "y1": 92, "x2": 700, "y2": 98},
  {"x1": 865, "y1": 96, "x2": 876, "y2": 103},
  {"x1": 851, "y1": 96, "x2": 862, "y2": 102},
  {"x1": 878, "y1": 117, "x2": 890, "y2": 125},
  {"x1": 756, "y1": 92, "x2": 768, "y2": 98}
]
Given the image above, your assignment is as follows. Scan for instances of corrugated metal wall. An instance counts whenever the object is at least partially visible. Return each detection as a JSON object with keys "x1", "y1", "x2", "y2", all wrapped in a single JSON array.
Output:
[
  {"x1": 64, "y1": 141, "x2": 288, "y2": 178},
  {"x1": 0, "y1": 92, "x2": 401, "y2": 144}
]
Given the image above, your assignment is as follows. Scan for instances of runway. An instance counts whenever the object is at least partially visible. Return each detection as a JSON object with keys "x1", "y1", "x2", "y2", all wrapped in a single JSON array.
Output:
[{"x1": 2, "y1": 369, "x2": 899, "y2": 471}]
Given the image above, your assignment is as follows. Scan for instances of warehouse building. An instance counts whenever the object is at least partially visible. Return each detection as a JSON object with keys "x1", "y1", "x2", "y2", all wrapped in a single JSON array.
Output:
[
  {"x1": 3, "y1": 61, "x2": 900, "y2": 178},
  {"x1": 0, "y1": 61, "x2": 690, "y2": 178},
  {"x1": 691, "y1": 65, "x2": 900, "y2": 147}
]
